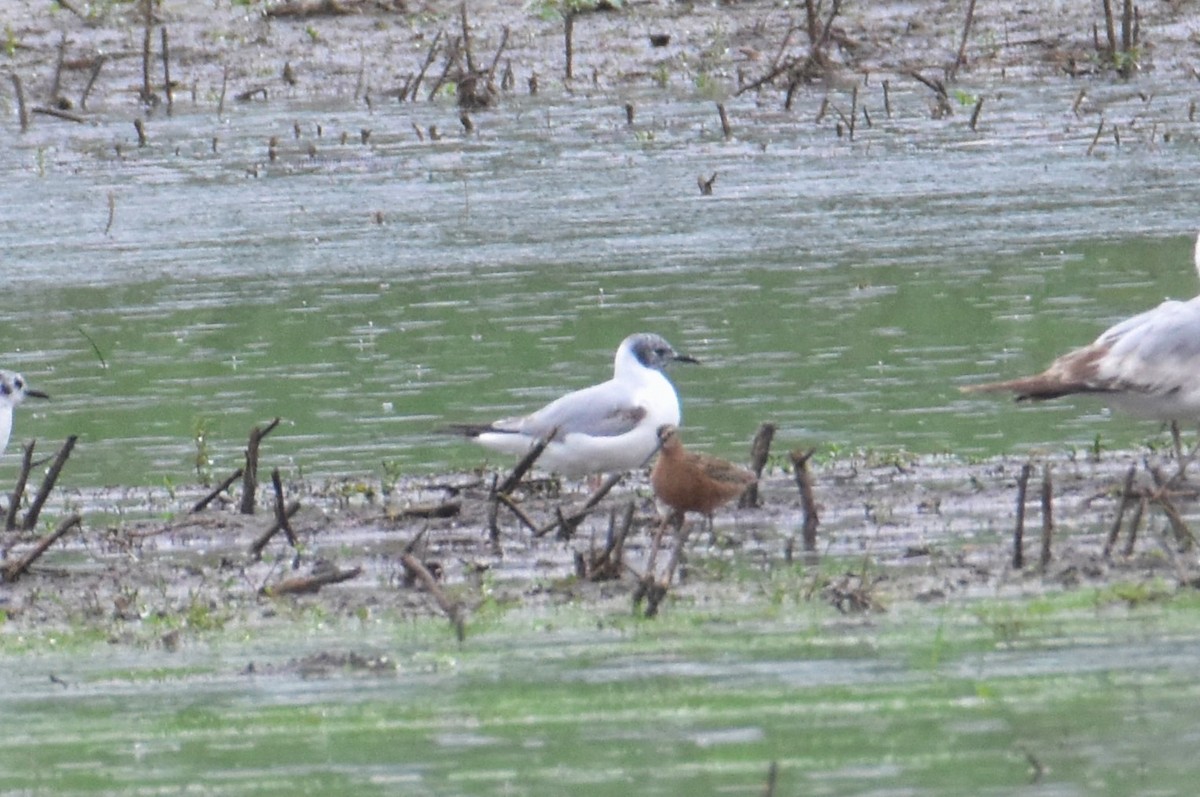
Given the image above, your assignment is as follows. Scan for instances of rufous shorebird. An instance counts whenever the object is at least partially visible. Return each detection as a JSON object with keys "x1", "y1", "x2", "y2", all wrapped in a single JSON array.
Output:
[{"x1": 650, "y1": 424, "x2": 755, "y2": 527}]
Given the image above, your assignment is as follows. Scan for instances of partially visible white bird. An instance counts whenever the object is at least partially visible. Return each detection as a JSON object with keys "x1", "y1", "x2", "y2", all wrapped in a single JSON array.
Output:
[
  {"x1": 0, "y1": 370, "x2": 48, "y2": 456},
  {"x1": 963, "y1": 233, "x2": 1200, "y2": 445},
  {"x1": 446, "y1": 333, "x2": 698, "y2": 478}
]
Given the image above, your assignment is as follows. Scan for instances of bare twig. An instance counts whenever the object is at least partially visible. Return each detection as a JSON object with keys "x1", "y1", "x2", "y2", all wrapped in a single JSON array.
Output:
[
  {"x1": 3, "y1": 514, "x2": 82, "y2": 582},
  {"x1": 6, "y1": 441, "x2": 35, "y2": 531},
  {"x1": 948, "y1": 0, "x2": 978, "y2": 82},
  {"x1": 408, "y1": 28, "x2": 443, "y2": 101},
  {"x1": 739, "y1": 422, "x2": 777, "y2": 509},
  {"x1": 240, "y1": 417, "x2": 281, "y2": 515},
  {"x1": 11, "y1": 74, "x2": 28, "y2": 132},
  {"x1": 1012, "y1": 462, "x2": 1032, "y2": 569},
  {"x1": 1039, "y1": 465, "x2": 1053, "y2": 571},
  {"x1": 248, "y1": 501, "x2": 301, "y2": 558},
  {"x1": 161, "y1": 27, "x2": 173, "y2": 113},
  {"x1": 789, "y1": 448, "x2": 819, "y2": 551},
  {"x1": 23, "y1": 436, "x2": 77, "y2": 532},
  {"x1": 401, "y1": 552, "x2": 465, "y2": 641},
  {"x1": 80, "y1": 56, "x2": 105, "y2": 111},
  {"x1": 1102, "y1": 464, "x2": 1138, "y2": 557},
  {"x1": 271, "y1": 468, "x2": 297, "y2": 547},
  {"x1": 190, "y1": 467, "x2": 244, "y2": 513}
]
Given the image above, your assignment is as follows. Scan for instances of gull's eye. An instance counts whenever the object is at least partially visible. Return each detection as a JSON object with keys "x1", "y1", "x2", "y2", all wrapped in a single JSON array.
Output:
[{"x1": 13, "y1": 379, "x2": 23, "y2": 390}]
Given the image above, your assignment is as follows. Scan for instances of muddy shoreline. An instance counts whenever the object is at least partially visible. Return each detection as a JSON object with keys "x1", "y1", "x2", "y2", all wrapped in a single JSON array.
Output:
[
  {"x1": 0, "y1": 446, "x2": 1193, "y2": 641},
  {"x1": 7, "y1": 1, "x2": 1196, "y2": 125}
]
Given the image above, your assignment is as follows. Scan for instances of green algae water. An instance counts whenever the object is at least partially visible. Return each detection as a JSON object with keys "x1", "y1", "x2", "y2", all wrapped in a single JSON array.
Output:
[
  {"x1": 3, "y1": 79, "x2": 1200, "y2": 487},
  {"x1": 4, "y1": 591, "x2": 1200, "y2": 796}
]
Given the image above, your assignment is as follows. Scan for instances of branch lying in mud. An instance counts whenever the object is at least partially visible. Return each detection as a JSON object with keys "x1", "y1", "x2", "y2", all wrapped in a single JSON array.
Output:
[
  {"x1": 2, "y1": 514, "x2": 82, "y2": 583},
  {"x1": 401, "y1": 552, "x2": 465, "y2": 642},
  {"x1": 261, "y1": 562, "x2": 362, "y2": 596}
]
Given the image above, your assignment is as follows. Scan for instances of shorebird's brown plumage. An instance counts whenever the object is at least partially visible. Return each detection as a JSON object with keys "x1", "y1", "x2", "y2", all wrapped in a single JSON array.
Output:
[{"x1": 650, "y1": 425, "x2": 755, "y2": 521}]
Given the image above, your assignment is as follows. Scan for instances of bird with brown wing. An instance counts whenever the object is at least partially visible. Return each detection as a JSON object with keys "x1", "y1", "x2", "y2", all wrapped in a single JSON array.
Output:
[{"x1": 650, "y1": 425, "x2": 756, "y2": 527}]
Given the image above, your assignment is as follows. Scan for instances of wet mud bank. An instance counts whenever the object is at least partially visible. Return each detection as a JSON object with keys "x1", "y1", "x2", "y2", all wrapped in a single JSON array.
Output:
[{"x1": 1, "y1": 448, "x2": 1196, "y2": 643}]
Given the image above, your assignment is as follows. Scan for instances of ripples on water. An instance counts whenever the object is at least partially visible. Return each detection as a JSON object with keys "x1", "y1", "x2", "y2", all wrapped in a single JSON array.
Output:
[{"x1": 3, "y1": 80, "x2": 1199, "y2": 485}]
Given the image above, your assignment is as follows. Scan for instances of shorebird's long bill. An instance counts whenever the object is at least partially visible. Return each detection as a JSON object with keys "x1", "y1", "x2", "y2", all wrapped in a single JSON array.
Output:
[{"x1": 26, "y1": 388, "x2": 49, "y2": 400}]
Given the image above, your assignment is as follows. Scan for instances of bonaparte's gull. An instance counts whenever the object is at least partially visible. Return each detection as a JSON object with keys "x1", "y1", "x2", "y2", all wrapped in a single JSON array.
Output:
[
  {"x1": 963, "y1": 234, "x2": 1200, "y2": 428},
  {"x1": 651, "y1": 424, "x2": 755, "y2": 523},
  {"x1": 447, "y1": 333, "x2": 698, "y2": 478},
  {"x1": 0, "y1": 370, "x2": 48, "y2": 456}
]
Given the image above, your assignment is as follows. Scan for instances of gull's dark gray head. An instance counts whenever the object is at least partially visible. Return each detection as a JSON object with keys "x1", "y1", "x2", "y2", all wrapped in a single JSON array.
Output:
[
  {"x1": 0, "y1": 370, "x2": 48, "y2": 406},
  {"x1": 623, "y1": 333, "x2": 699, "y2": 372}
]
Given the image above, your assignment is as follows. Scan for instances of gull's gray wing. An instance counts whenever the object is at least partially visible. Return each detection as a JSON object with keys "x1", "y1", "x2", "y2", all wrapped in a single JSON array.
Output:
[
  {"x1": 1096, "y1": 296, "x2": 1200, "y2": 391},
  {"x1": 494, "y1": 380, "x2": 646, "y2": 441}
]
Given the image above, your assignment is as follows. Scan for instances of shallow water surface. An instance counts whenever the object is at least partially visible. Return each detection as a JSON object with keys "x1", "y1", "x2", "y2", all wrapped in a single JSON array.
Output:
[
  {"x1": 4, "y1": 599, "x2": 1200, "y2": 796},
  {"x1": 3, "y1": 74, "x2": 1200, "y2": 486}
]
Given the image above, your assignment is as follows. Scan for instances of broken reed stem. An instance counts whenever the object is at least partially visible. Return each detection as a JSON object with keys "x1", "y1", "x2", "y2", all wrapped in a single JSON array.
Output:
[
  {"x1": 598, "y1": 500, "x2": 635, "y2": 574},
  {"x1": 495, "y1": 492, "x2": 540, "y2": 534},
  {"x1": 134, "y1": 118, "x2": 147, "y2": 146},
  {"x1": 1103, "y1": 464, "x2": 1138, "y2": 557},
  {"x1": 81, "y1": 55, "x2": 105, "y2": 110},
  {"x1": 496, "y1": 428, "x2": 554, "y2": 495},
  {"x1": 1038, "y1": 465, "x2": 1054, "y2": 571},
  {"x1": 969, "y1": 96, "x2": 984, "y2": 130},
  {"x1": 6, "y1": 441, "x2": 35, "y2": 531},
  {"x1": 161, "y1": 27, "x2": 173, "y2": 113},
  {"x1": 1087, "y1": 117, "x2": 1105, "y2": 155},
  {"x1": 536, "y1": 470, "x2": 626, "y2": 539},
  {"x1": 11, "y1": 74, "x2": 28, "y2": 132},
  {"x1": 409, "y1": 28, "x2": 443, "y2": 100},
  {"x1": 739, "y1": 422, "x2": 777, "y2": 509},
  {"x1": 140, "y1": 0, "x2": 153, "y2": 104},
  {"x1": 23, "y1": 436, "x2": 77, "y2": 532},
  {"x1": 400, "y1": 552, "x2": 465, "y2": 641},
  {"x1": 882, "y1": 79, "x2": 891, "y2": 118},
  {"x1": 458, "y1": 0, "x2": 476, "y2": 75},
  {"x1": 848, "y1": 84, "x2": 858, "y2": 140},
  {"x1": 51, "y1": 31, "x2": 67, "y2": 101},
  {"x1": 762, "y1": 761, "x2": 779, "y2": 797},
  {"x1": 949, "y1": 0, "x2": 978, "y2": 81},
  {"x1": 240, "y1": 417, "x2": 281, "y2": 515},
  {"x1": 1123, "y1": 496, "x2": 1145, "y2": 557},
  {"x1": 247, "y1": 500, "x2": 301, "y2": 557},
  {"x1": 190, "y1": 467, "x2": 244, "y2": 513},
  {"x1": 789, "y1": 447, "x2": 819, "y2": 551},
  {"x1": 218, "y1": 64, "x2": 228, "y2": 116},
  {"x1": 271, "y1": 468, "x2": 297, "y2": 547},
  {"x1": 1012, "y1": 462, "x2": 1032, "y2": 569},
  {"x1": 1101, "y1": 0, "x2": 1117, "y2": 59},
  {"x1": 563, "y1": 11, "x2": 576, "y2": 80},
  {"x1": 716, "y1": 102, "x2": 732, "y2": 140},
  {"x1": 3, "y1": 513, "x2": 82, "y2": 583},
  {"x1": 486, "y1": 25, "x2": 510, "y2": 86}
]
